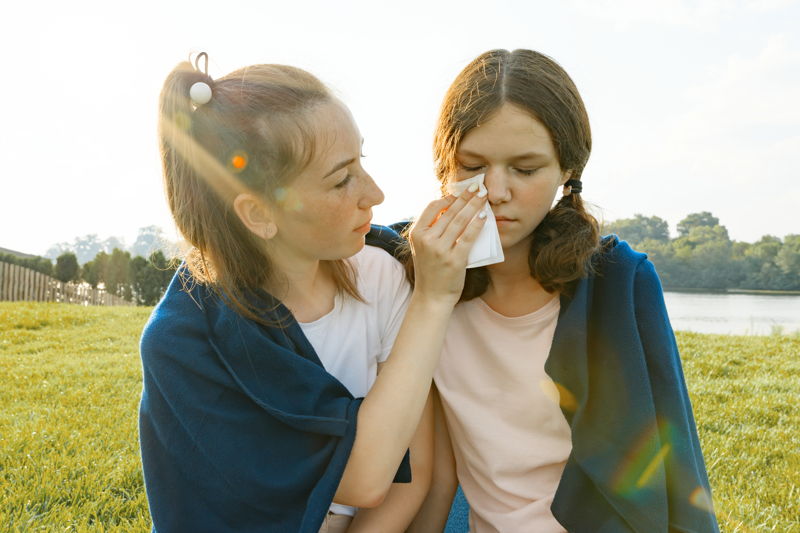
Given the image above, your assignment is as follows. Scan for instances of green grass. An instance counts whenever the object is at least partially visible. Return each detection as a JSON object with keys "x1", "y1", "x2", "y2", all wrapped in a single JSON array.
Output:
[
  {"x1": 680, "y1": 332, "x2": 800, "y2": 532},
  {"x1": 1, "y1": 302, "x2": 798, "y2": 532},
  {"x1": 1, "y1": 303, "x2": 152, "y2": 532}
]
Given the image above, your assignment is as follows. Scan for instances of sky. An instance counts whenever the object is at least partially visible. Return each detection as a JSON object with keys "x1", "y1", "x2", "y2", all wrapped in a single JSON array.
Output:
[{"x1": 1, "y1": 0, "x2": 798, "y2": 256}]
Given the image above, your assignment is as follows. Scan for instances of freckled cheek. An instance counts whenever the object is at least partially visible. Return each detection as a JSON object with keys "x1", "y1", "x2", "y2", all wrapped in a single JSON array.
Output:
[{"x1": 299, "y1": 199, "x2": 354, "y2": 238}]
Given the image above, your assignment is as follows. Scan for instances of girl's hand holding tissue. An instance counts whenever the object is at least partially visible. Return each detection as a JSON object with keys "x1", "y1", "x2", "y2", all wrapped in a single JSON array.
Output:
[
  {"x1": 446, "y1": 174, "x2": 505, "y2": 268},
  {"x1": 408, "y1": 184, "x2": 488, "y2": 305}
]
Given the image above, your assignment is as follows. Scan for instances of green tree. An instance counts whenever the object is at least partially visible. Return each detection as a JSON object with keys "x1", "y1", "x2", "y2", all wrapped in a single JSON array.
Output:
[
  {"x1": 82, "y1": 251, "x2": 109, "y2": 288},
  {"x1": 653, "y1": 223, "x2": 734, "y2": 289},
  {"x1": 677, "y1": 212, "x2": 721, "y2": 237},
  {"x1": 775, "y1": 235, "x2": 800, "y2": 279},
  {"x1": 105, "y1": 248, "x2": 132, "y2": 300},
  {"x1": 129, "y1": 251, "x2": 179, "y2": 305},
  {"x1": 54, "y1": 252, "x2": 80, "y2": 283},
  {"x1": 603, "y1": 214, "x2": 670, "y2": 246},
  {"x1": 0, "y1": 253, "x2": 53, "y2": 276}
]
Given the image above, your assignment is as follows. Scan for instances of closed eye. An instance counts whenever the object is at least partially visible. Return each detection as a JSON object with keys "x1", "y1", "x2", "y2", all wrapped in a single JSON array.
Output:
[
  {"x1": 515, "y1": 167, "x2": 539, "y2": 176},
  {"x1": 334, "y1": 174, "x2": 353, "y2": 188}
]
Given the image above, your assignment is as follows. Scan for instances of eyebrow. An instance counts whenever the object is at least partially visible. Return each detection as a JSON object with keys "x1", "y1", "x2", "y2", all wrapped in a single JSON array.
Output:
[
  {"x1": 458, "y1": 149, "x2": 549, "y2": 161},
  {"x1": 323, "y1": 157, "x2": 356, "y2": 179},
  {"x1": 322, "y1": 139, "x2": 365, "y2": 179}
]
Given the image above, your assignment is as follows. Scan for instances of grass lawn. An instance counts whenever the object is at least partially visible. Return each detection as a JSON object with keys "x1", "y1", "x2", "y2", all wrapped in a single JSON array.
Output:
[{"x1": 1, "y1": 302, "x2": 798, "y2": 532}]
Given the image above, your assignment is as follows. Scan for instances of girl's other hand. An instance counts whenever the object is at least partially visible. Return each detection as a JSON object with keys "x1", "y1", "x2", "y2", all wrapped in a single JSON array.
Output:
[{"x1": 408, "y1": 186, "x2": 487, "y2": 304}]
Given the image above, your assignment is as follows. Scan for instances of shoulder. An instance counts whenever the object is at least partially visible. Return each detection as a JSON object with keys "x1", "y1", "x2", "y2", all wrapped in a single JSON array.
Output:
[
  {"x1": 592, "y1": 235, "x2": 654, "y2": 282},
  {"x1": 140, "y1": 267, "x2": 214, "y2": 365},
  {"x1": 349, "y1": 244, "x2": 408, "y2": 293},
  {"x1": 589, "y1": 235, "x2": 666, "y2": 310}
]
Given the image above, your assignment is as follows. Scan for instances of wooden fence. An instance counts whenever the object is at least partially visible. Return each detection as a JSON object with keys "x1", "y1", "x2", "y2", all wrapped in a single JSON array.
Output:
[{"x1": 0, "y1": 261, "x2": 133, "y2": 306}]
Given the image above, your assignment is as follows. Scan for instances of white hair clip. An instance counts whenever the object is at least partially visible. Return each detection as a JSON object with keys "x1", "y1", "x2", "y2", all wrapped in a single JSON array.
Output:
[
  {"x1": 189, "y1": 52, "x2": 212, "y2": 106},
  {"x1": 189, "y1": 81, "x2": 212, "y2": 105}
]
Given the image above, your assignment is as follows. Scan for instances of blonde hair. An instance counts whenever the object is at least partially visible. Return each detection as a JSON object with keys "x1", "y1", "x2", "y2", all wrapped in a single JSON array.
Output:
[{"x1": 159, "y1": 59, "x2": 360, "y2": 322}]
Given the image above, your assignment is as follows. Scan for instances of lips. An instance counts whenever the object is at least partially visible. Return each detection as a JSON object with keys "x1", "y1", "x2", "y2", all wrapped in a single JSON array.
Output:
[
  {"x1": 494, "y1": 216, "x2": 515, "y2": 222},
  {"x1": 355, "y1": 220, "x2": 372, "y2": 233}
]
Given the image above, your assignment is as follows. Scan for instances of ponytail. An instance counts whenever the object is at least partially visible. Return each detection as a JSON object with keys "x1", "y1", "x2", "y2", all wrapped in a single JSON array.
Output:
[
  {"x1": 157, "y1": 57, "x2": 362, "y2": 324},
  {"x1": 528, "y1": 191, "x2": 600, "y2": 295}
]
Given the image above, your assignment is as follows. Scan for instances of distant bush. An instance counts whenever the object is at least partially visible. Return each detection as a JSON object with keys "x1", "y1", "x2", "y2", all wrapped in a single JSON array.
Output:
[
  {"x1": 0, "y1": 252, "x2": 53, "y2": 276},
  {"x1": 604, "y1": 212, "x2": 800, "y2": 291}
]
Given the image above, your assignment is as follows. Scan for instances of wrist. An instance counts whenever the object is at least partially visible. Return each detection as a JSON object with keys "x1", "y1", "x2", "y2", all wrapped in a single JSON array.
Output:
[{"x1": 408, "y1": 291, "x2": 458, "y2": 315}]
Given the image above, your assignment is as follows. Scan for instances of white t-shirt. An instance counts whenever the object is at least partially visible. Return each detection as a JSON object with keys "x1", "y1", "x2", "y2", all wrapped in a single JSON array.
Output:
[{"x1": 298, "y1": 245, "x2": 412, "y2": 516}]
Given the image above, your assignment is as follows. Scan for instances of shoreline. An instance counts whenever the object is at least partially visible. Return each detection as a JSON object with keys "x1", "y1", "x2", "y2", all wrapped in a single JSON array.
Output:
[{"x1": 664, "y1": 287, "x2": 800, "y2": 296}]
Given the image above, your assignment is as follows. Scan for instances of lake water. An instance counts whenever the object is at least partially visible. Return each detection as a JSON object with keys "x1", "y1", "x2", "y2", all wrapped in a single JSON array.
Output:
[{"x1": 663, "y1": 291, "x2": 800, "y2": 335}]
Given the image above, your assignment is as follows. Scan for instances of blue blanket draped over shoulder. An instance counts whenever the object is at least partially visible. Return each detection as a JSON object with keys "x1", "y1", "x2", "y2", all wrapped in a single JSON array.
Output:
[
  {"x1": 138, "y1": 225, "x2": 408, "y2": 533},
  {"x1": 442, "y1": 234, "x2": 720, "y2": 533}
]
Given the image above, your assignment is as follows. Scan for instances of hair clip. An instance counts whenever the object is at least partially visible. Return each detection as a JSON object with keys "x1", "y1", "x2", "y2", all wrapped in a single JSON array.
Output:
[
  {"x1": 563, "y1": 178, "x2": 583, "y2": 195},
  {"x1": 189, "y1": 81, "x2": 212, "y2": 105},
  {"x1": 194, "y1": 52, "x2": 209, "y2": 75},
  {"x1": 189, "y1": 52, "x2": 212, "y2": 105}
]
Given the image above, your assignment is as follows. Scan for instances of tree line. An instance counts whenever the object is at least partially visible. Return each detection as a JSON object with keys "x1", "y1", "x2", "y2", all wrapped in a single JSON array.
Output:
[
  {"x1": 603, "y1": 212, "x2": 800, "y2": 291},
  {"x1": 45, "y1": 225, "x2": 176, "y2": 265},
  {"x1": 0, "y1": 249, "x2": 178, "y2": 306},
  {"x1": 5, "y1": 213, "x2": 798, "y2": 305}
]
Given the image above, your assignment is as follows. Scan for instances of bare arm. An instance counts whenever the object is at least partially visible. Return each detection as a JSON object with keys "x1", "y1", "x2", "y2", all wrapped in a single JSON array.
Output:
[
  {"x1": 346, "y1": 389, "x2": 434, "y2": 531},
  {"x1": 334, "y1": 188, "x2": 486, "y2": 508},
  {"x1": 407, "y1": 385, "x2": 458, "y2": 533}
]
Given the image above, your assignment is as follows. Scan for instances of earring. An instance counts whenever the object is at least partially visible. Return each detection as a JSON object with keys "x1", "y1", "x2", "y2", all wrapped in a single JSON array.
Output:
[{"x1": 263, "y1": 223, "x2": 277, "y2": 240}]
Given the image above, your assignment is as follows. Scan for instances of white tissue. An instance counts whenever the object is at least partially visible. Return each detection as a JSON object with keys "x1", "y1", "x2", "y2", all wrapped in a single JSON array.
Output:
[{"x1": 446, "y1": 174, "x2": 505, "y2": 268}]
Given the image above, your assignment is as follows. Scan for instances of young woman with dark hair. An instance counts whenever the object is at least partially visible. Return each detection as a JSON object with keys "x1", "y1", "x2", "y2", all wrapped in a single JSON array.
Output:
[
  {"x1": 406, "y1": 49, "x2": 719, "y2": 533},
  {"x1": 139, "y1": 55, "x2": 487, "y2": 533}
]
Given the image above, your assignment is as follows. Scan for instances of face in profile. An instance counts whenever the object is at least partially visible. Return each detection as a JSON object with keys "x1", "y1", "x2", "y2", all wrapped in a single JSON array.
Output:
[
  {"x1": 454, "y1": 103, "x2": 571, "y2": 257},
  {"x1": 267, "y1": 100, "x2": 384, "y2": 262}
]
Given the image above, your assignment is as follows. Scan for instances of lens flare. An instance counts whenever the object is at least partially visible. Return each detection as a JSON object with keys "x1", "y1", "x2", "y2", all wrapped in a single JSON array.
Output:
[
  {"x1": 611, "y1": 421, "x2": 675, "y2": 497},
  {"x1": 228, "y1": 150, "x2": 248, "y2": 173},
  {"x1": 552, "y1": 382, "x2": 578, "y2": 412},
  {"x1": 231, "y1": 153, "x2": 247, "y2": 171},
  {"x1": 689, "y1": 486, "x2": 714, "y2": 512},
  {"x1": 174, "y1": 111, "x2": 191, "y2": 131}
]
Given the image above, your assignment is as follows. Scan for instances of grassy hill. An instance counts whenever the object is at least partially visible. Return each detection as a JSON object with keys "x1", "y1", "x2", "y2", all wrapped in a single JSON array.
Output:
[{"x1": 1, "y1": 302, "x2": 798, "y2": 532}]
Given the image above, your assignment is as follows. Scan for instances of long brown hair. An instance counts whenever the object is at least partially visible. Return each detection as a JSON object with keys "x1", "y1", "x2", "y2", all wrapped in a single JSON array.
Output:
[
  {"x1": 159, "y1": 57, "x2": 360, "y2": 322},
  {"x1": 416, "y1": 49, "x2": 601, "y2": 299}
]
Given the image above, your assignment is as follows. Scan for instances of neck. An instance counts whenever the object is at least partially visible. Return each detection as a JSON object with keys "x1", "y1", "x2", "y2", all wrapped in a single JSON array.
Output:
[
  {"x1": 267, "y1": 252, "x2": 336, "y2": 322},
  {"x1": 485, "y1": 238, "x2": 534, "y2": 293},
  {"x1": 481, "y1": 238, "x2": 556, "y2": 317}
]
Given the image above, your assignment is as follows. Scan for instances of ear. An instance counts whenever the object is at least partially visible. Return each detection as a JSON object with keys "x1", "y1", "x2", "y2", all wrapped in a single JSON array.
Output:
[{"x1": 232, "y1": 193, "x2": 277, "y2": 240}]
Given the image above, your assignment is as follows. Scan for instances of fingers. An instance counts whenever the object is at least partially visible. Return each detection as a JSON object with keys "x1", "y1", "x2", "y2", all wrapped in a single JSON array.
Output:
[
  {"x1": 438, "y1": 195, "x2": 487, "y2": 246},
  {"x1": 452, "y1": 208, "x2": 487, "y2": 250},
  {"x1": 413, "y1": 195, "x2": 457, "y2": 230},
  {"x1": 428, "y1": 187, "x2": 481, "y2": 238}
]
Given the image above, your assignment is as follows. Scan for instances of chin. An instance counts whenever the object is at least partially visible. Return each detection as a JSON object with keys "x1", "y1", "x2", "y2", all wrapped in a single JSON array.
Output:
[
  {"x1": 328, "y1": 236, "x2": 366, "y2": 260},
  {"x1": 499, "y1": 231, "x2": 535, "y2": 253}
]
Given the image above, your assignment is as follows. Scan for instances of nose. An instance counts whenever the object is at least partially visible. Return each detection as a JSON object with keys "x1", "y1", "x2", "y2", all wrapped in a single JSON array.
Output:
[
  {"x1": 359, "y1": 172, "x2": 384, "y2": 208},
  {"x1": 484, "y1": 168, "x2": 511, "y2": 204}
]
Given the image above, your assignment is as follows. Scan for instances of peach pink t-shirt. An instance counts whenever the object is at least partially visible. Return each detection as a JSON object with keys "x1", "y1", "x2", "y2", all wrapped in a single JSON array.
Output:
[{"x1": 434, "y1": 296, "x2": 571, "y2": 533}]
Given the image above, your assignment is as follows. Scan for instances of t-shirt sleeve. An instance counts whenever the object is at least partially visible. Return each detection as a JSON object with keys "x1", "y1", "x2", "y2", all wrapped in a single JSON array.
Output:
[{"x1": 377, "y1": 254, "x2": 412, "y2": 363}]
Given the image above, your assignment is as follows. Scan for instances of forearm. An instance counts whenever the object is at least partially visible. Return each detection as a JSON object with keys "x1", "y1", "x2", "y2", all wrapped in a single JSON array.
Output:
[
  {"x1": 334, "y1": 293, "x2": 452, "y2": 507},
  {"x1": 406, "y1": 483, "x2": 457, "y2": 533},
  {"x1": 346, "y1": 394, "x2": 434, "y2": 532},
  {"x1": 407, "y1": 387, "x2": 457, "y2": 533}
]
